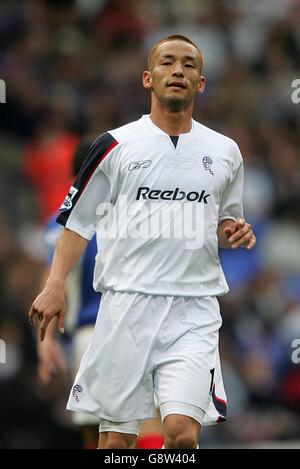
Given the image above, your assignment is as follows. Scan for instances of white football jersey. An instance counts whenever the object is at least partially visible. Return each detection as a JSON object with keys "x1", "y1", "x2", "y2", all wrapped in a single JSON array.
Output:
[{"x1": 57, "y1": 115, "x2": 244, "y2": 297}]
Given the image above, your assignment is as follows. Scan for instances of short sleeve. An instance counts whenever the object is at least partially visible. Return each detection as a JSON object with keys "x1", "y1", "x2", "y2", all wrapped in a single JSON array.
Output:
[
  {"x1": 56, "y1": 133, "x2": 119, "y2": 240},
  {"x1": 218, "y1": 143, "x2": 244, "y2": 223}
]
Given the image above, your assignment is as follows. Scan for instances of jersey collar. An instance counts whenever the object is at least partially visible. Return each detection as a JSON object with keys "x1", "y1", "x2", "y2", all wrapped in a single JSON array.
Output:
[{"x1": 143, "y1": 114, "x2": 194, "y2": 137}]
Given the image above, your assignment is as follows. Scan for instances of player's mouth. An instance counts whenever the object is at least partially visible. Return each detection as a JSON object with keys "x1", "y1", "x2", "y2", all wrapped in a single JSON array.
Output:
[{"x1": 167, "y1": 81, "x2": 187, "y2": 89}]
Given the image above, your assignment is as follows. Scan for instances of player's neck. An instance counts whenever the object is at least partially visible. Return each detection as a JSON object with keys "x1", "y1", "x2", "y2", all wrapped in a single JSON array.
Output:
[{"x1": 149, "y1": 102, "x2": 193, "y2": 136}]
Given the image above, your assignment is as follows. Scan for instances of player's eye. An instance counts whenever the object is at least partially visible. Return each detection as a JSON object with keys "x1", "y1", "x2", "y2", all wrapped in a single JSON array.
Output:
[
  {"x1": 162, "y1": 62, "x2": 172, "y2": 66},
  {"x1": 185, "y1": 64, "x2": 195, "y2": 68}
]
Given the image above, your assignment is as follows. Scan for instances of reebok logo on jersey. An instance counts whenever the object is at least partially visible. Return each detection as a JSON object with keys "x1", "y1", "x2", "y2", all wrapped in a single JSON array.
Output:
[
  {"x1": 128, "y1": 160, "x2": 152, "y2": 171},
  {"x1": 136, "y1": 187, "x2": 210, "y2": 204}
]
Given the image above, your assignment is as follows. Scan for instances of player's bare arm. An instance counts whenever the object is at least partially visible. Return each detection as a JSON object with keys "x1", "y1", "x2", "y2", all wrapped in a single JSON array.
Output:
[
  {"x1": 29, "y1": 228, "x2": 88, "y2": 341},
  {"x1": 217, "y1": 219, "x2": 256, "y2": 250}
]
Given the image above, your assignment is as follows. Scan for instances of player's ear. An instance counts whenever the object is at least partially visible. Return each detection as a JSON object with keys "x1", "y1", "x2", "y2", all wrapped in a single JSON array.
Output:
[
  {"x1": 143, "y1": 71, "x2": 153, "y2": 90},
  {"x1": 196, "y1": 75, "x2": 206, "y2": 94}
]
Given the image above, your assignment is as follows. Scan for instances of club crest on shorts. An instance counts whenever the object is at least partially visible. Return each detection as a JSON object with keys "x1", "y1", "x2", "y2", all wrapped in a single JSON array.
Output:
[
  {"x1": 72, "y1": 384, "x2": 83, "y2": 402},
  {"x1": 202, "y1": 156, "x2": 214, "y2": 176}
]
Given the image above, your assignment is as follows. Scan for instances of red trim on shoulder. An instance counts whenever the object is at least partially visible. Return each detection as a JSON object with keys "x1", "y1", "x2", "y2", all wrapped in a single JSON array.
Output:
[{"x1": 82, "y1": 139, "x2": 118, "y2": 193}]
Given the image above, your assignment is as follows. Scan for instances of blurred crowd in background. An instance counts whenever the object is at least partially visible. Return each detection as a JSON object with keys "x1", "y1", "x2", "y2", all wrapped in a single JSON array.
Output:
[{"x1": 0, "y1": 0, "x2": 300, "y2": 449}]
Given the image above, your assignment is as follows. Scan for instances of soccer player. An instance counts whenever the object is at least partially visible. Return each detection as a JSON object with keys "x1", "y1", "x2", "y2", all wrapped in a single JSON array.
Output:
[{"x1": 29, "y1": 35, "x2": 256, "y2": 449}]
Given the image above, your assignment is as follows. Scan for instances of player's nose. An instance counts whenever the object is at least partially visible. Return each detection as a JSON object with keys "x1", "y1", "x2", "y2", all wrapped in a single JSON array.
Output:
[{"x1": 172, "y1": 61, "x2": 184, "y2": 77}]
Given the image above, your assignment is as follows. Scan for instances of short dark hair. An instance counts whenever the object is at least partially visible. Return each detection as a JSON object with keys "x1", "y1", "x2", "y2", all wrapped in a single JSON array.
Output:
[{"x1": 147, "y1": 34, "x2": 204, "y2": 72}]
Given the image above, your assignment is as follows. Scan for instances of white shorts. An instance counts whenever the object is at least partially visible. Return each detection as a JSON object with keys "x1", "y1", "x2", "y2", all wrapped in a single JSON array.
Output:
[
  {"x1": 98, "y1": 402, "x2": 205, "y2": 436},
  {"x1": 70, "y1": 325, "x2": 99, "y2": 426},
  {"x1": 67, "y1": 291, "x2": 227, "y2": 427}
]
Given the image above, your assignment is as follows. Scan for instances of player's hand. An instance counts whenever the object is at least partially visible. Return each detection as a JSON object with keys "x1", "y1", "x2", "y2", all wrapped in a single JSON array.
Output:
[
  {"x1": 29, "y1": 285, "x2": 66, "y2": 341},
  {"x1": 37, "y1": 335, "x2": 67, "y2": 385},
  {"x1": 223, "y1": 218, "x2": 256, "y2": 250}
]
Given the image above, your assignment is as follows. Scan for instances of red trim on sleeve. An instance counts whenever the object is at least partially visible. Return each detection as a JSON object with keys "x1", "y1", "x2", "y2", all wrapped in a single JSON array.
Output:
[{"x1": 82, "y1": 139, "x2": 118, "y2": 193}]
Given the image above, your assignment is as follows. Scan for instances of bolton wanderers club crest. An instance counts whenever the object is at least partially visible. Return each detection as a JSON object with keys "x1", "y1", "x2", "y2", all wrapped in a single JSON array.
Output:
[
  {"x1": 202, "y1": 156, "x2": 214, "y2": 176},
  {"x1": 72, "y1": 384, "x2": 83, "y2": 402}
]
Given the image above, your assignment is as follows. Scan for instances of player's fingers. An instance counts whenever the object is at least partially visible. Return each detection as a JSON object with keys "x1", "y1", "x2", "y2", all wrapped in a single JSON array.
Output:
[
  {"x1": 236, "y1": 218, "x2": 245, "y2": 229},
  {"x1": 28, "y1": 304, "x2": 37, "y2": 326},
  {"x1": 232, "y1": 231, "x2": 253, "y2": 249},
  {"x1": 229, "y1": 223, "x2": 252, "y2": 243},
  {"x1": 57, "y1": 312, "x2": 65, "y2": 335},
  {"x1": 229, "y1": 219, "x2": 245, "y2": 236},
  {"x1": 246, "y1": 235, "x2": 256, "y2": 250},
  {"x1": 39, "y1": 315, "x2": 52, "y2": 342},
  {"x1": 224, "y1": 227, "x2": 233, "y2": 238},
  {"x1": 233, "y1": 219, "x2": 244, "y2": 233}
]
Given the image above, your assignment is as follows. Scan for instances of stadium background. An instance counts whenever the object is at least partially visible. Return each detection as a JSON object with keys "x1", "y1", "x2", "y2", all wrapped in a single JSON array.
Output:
[{"x1": 0, "y1": 0, "x2": 299, "y2": 449}]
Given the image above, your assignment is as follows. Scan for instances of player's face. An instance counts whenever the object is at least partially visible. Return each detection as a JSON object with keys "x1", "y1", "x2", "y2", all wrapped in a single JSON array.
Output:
[{"x1": 143, "y1": 40, "x2": 205, "y2": 111}]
